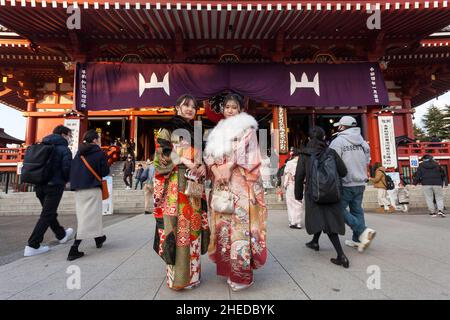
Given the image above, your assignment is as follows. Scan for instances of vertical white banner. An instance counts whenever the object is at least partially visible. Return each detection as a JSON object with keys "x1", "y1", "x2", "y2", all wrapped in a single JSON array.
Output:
[
  {"x1": 64, "y1": 119, "x2": 80, "y2": 157},
  {"x1": 378, "y1": 116, "x2": 397, "y2": 168}
]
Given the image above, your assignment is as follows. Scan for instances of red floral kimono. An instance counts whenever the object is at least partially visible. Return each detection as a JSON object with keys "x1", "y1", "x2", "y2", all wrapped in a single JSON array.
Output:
[
  {"x1": 152, "y1": 116, "x2": 210, "y2": 290},
  {"x1": 204, "y1": 112, "x2": 268, "y2": 285}
]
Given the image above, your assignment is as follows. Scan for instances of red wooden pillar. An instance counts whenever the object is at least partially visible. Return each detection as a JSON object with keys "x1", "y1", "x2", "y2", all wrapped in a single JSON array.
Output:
[
  {"x1": 402, "y1": 96, "x2": 414, "y2": 139},
  {"x1": 129, "y1": 113, "x2": 137, "y2": 157},
  {"x1": 367, "y1": 108, "x2": 382, "y2": 165},
  {"x1": 25, "y1": 99, "x2": 36, "y2": 146}
]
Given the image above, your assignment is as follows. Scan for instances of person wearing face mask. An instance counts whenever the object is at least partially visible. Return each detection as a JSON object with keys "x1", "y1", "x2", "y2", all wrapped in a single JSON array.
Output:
[
  {"x1": 122, "y1": 154, "x2": 135, "y2": 190},
  {"x1": 204, "y1": 94, "x2": 268, "y2": 292},
  {"x1": 152, "y1": 94, "x2": 210, "y2": 290},
  {"x1": 24, "y1": 125, "x2": 75, "y2": 257},
  {"x1": 329, "y1": 116, "x2": 376, "y2": 253},
  {"x1": 67, "y1": 130, "x2": 110, "y2": 261}
]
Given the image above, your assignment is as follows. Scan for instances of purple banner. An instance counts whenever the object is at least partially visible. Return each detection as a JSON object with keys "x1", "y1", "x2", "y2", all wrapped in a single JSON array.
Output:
[{"x1": 76, "y1": 62, "x2": 388, "y2": 111}]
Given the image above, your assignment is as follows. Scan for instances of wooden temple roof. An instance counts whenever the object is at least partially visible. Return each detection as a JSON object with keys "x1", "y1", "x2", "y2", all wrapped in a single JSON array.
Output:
[{"x1": 0, "y1": 1, "x2": 449, "y2": 110}]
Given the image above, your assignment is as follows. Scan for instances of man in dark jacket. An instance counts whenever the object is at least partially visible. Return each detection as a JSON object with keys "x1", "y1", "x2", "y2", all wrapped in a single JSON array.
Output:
[
  {"x1": 123, "y1": 155, "x2": 135, "y2": 189},
  {"x1": 24, "y1": 125, "x2": 74, "y2": 257},
  {"x1": 413, "y1": 154, "x2": 447, "y2": 217}
]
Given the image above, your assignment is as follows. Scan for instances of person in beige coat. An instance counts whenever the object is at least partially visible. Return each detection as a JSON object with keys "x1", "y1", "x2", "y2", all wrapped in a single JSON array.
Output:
[
  {"x1": 68, "y1": 130, "x2": 110, "y2": 261},
  {"x1": 371, "y1": 163, "x2": 395, "y2": 213}
]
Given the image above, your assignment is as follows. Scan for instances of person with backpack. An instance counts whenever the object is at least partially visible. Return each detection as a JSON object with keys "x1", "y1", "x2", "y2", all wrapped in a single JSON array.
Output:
[
  {"x1": 413, "y1": 154, "x2": 447, "y2": 217},
  {"x1": 67, "y1": 130, "x2": 110, "y2": 261},
  {"x1": 134, "y1": 164, "x2": 144, "y2": 190},
  {"x1": 329, "y1": 116, "x2": 376, "y2": 253},
  {"x1": 142, "y1": 159, "x2": 155, "y2": 215},
  {"x1": 294, "y1": 127, "x2": 350, "y2": 268},
  {"x1": 371, "y1": 163, "x2": 396, "y2": 213},
  {"x1": 23, "y1": 125, "x2": 74, "y2": 257}
]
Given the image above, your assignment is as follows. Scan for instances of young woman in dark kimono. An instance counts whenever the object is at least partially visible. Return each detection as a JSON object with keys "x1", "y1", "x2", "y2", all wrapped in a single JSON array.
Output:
[{"x1": 152, "y1": 94, "x2": 210, "y2": 290}]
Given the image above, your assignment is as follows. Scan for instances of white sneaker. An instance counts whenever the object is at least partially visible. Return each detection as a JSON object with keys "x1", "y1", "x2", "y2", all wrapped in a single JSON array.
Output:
[
  {"x1": 59, "y1": 228, "x2": 74, "y2": 244},
  {"x1": 126, "y1": 186, "x2": 131, "y2": 190},
  {"x1": 345, "y1": 239, "x2": 359, "y2": 248},
  {"x1": 345, "y1": 240, "x2": 365, "y2": 252},
  {"x1": 24, "y1": 245, "x2": 50, "y2": 257},
  {"x1": 358, "y1": 228, "x2": 377, "y2": 252},
  {"x1": 438, "y1": 211, "x2": 446, "y2": 218}
]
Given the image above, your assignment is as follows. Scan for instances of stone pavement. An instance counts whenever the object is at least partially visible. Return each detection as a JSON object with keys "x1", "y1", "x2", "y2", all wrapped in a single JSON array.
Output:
[{"x1": 1, "y1": 210, "x2": 450, "y2": 300}]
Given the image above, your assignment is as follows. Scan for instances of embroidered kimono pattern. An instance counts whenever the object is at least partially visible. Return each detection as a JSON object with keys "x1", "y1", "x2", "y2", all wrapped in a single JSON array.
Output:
[
  {"x1": 153, "y1": 117, "x2": 210, "y2": 290},
  {"x1": 204, "y1": 113, "x2": 267, "y2": 285}
]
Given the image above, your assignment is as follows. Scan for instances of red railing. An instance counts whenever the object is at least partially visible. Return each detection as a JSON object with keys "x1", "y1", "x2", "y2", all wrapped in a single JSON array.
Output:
[
  {"x1": 0, "y1": 146, "x2": 120, "y2": 166},
  {"x1": 397, "y1": 142, "x2": 450, "y2": 158},
  {"x1": 0, "y1": 148, "x2": 25, "y2": 164}
]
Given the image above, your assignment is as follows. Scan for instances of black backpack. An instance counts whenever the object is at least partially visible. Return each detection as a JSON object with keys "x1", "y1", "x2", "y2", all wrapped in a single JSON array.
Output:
[
  {"x1": 309, "y1": 148, "x2": 341, "y2": 204},
  {"x1": 21, "y1": 143, "x2": 55, "y2": 185},
  {"x1": 382, "y1": 171, "x2": 395, "y2": 190}
]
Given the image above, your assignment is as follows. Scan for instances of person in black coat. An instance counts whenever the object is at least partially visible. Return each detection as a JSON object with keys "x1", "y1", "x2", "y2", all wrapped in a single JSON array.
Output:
[
  {"x1": 413, "y1": 154, "x2": 447, "y2": 217},
  {"x1": 25, "y1": 125, "x2": 74, "y2": 257},
  {"x1": 294, "y1": 126, "x2": 350, "y2": 268},
  {"x1": 68, "y1": 130, "x2": 110, "y2": 261},
  {"x1": 123, "y1": 154, "x2": 135, "y2": 189}
]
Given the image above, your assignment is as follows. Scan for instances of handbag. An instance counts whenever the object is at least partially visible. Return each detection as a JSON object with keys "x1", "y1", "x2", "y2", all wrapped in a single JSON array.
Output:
[
  {"x1": 80, "y1": 156, "x2": 109, "y2": 200},
  {"x1": 211, "y1": 185, "x2": 235, "y2": 214},
  {"x1": 184, "y1": 168, "x2": 204, "y2": 198}
]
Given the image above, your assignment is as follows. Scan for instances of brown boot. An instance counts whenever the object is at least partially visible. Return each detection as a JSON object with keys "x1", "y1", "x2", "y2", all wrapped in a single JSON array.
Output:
[{"x1": 388, "y1": 206, "x2": 396, "y2": 213}]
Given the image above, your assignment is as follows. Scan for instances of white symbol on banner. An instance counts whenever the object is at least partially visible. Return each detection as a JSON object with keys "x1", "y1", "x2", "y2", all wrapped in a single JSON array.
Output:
[
  {"x1": 138, "y1": 72, "x2": 170, "y2": 97},
  {"x1": 290, "y1": 72, "x2": 320, "y2": 96}
]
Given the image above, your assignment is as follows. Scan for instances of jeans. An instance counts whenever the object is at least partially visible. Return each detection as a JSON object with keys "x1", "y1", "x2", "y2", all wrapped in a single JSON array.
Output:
[
  {"x1": 135, "y1": 180, "x2": 143, "y2": 190},
  {"x1": 422, "y1": 185, "x2": 444, "y2": 213},
  {"x1": 340, "y1": 186, "x2": 367, "y2": 242},
  {"x1": 28, "y1": 184, "x2": 66, "y2": 249}
]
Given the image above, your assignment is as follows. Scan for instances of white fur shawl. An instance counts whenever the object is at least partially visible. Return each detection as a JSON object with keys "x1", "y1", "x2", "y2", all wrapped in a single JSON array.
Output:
[{"x1": 204, "y1": 112, "x2": 258, "y2": 160}]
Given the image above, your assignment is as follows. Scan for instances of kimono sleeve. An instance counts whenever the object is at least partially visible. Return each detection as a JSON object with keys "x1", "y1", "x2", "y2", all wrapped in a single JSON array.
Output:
[{"x1": 154, "y1": 128, "x2": 176, "y2": 175}]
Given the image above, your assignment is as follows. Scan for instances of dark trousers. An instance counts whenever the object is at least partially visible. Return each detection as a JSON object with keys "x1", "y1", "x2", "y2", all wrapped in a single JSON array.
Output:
[
  {"x1": 124, "y1": 174, "x2": 133, "y2": 188},
  {"x1": 28, "y1": 185, "x2": 66, "y2": 249},
  {"x1": 135, "y1": 180, "x2": 143, "y2": 190}
]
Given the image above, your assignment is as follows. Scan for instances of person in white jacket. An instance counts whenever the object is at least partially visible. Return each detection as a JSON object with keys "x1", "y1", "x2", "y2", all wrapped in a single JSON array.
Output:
[{"x1": 283, "y1": 149, "x2": 303, "y2": 229}]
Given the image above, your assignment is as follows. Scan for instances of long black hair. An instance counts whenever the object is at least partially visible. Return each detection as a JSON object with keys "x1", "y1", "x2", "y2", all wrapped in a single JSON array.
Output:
[{"x1": 306, "y1": 126, "x2": 327, "y2": 150}]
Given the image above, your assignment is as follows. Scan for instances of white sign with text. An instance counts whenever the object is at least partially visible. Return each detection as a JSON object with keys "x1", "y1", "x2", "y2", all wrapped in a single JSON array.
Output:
[{"x1": 378, "y1": 116, "x2": 397, "y2": 168}]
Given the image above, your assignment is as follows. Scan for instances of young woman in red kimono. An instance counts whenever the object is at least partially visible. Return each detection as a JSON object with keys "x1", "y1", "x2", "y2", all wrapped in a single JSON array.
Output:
[{"x1": 204, "y1": 94, "x2": 268, "y2": 291}]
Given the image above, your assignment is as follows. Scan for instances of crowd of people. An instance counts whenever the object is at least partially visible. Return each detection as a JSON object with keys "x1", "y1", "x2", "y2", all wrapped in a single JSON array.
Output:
[{"x1": 20, "y1": 94, "x2": 448, "y2": 293}]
